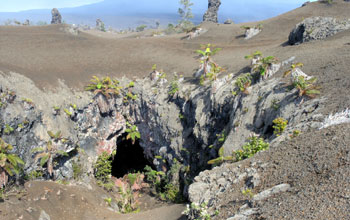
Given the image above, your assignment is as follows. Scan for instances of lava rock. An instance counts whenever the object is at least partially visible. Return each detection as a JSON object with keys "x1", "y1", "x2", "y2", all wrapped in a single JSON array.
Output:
[
  {"x1": 203, "y1": 0, "x2": 221, "y2": 23},
  {"x1": 288, "y1": 17, "x2": 350, "y2": 45},
  {"x1": 51, "y1": 8, "x2": 62, "y2": 24},
  {"x1": 96, "y1": 19, "x2": 105, "y2": 32},
  {"x1": 224, "y1": 19, "x2": 234, "y2": 24}
]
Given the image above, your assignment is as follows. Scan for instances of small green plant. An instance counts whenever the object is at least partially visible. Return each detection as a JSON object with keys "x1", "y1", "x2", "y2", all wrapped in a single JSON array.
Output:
[
  {"x1": 196, "y1": 44, "x2": 221, "y2": 60},
  {"x1": 70, "y1": 104, "x2": 77, "y2": 110},
  {"x1": 63, "y1": 108, "x2": 72, "y2": 116},
  {"x1": 290, "y1": 130, "x2": 301, "y2": 138},
  {"x1": 104, "y1": 197, "x2": 112, "y2": 207},
  {"x1": 0, "y1": 138, "x2": 24, "y2": 188},
  {"x1": 53, "y1": 106, "x2": 61, "y2": 115},
  {"x1": 272, "y1": 117, "x2": 288, "y2": 136},
  {"x1": 4, "y1": 124, "x2": 14, "y2": 135},
  {"x1": 207, "y1": 147, "x2": 234, "y2": 166},
  {"x1": 234, "y1": 73, "x2": 252, "y2": 94},
  {"x1": 144, "y1": 165, "x2": 182, "y2": 203},
  {"x1": 244, "y1": 50, "x2": 262, "y2": 59},
  {"x1": 85, "y1": 76, "x2": 122, "y2": 98},
  {"x1": 242, "y1": 188, "x2": 254, "y2": 198},
  {"x1": 25, "y1": 170, "x2": 43, "y2": 180},
  {"x1": 283, "y1": 62, "x2": 304, "y2": 78},
  {"x1": 125, "y1": 91, "x2": 138, "y2": 101},
  {"x1": 234, "y1": 137, "x2": 269, "y2": 161},
  {"x1": 94, "y1": 151, "x2": 112, "y2": 184},
  {"x1": 168, "y1": 75, "x2": 180, "y2": 97},
  {"x1": 178, "y1": 113, "x2": 185, "y2": 121},
  {"x1": 271, "y1": 99, "x2": 280, "y2": 111},
  {"x1": 128, "y1": 81, "x2": 135, "y2": 88},
  {"x1": 216, "y1": 132, "x2": 226, "y2": 142},
  {"x1": 199, "y1": 63, "x2": 224, "y2": 85},
  {"x1": 32, "y1": 140, "x2": 68, "y2": 176},
  {"x1": 22, "y1": 98, "x2": 33, "y2": 104},
  {"x1": 72, "y1": 160, "x2": 83, "y2": 180},
  {"x1": 293, "y1": 76, "x2": 320, "y2": 99},
  {"x1": 47, "y1": 130, "x2": 62, "y2": 141},
  {"x1": 254, "y1": 56, "x2": 278, "y2": 77},
  {"x1": 196, "y1": 44, "x2": 222, "y2": 79},
  {"x1": 125, "y1": 122, "x2": 141, "y2": 145}
]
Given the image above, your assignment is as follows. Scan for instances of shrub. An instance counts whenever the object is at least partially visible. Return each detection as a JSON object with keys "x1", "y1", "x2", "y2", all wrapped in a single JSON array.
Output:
[
  {"x1": 125, "y1": 122, "x2": 140, "y2": 145},
  {"x1": 136, "y1": 25, "x2": 147, "y2": 32},
  {"x1": 234, "y1": 73, "x2": 252, "y2": 94},
  {"x1": 293, "y1": 76, "x2": 320, "y2": 99},
  {"x1": 272, "y1": 117, "x2": 288, "y2": 136},
  {"x1": 0, "y1": 138, "x2": 24, "y2": 188},
  {"x1": 253, "y1": 56, "x2": 278, "y2": 77},
  {"x1": 32, "y1": 138, "x2": 69, "y2": 177},
  {"x1": 234, "y1": 137, "x2": 269, "y2": 161},
  {"x1": 94, "y1": 151, "x2": 112, "y2": 183},
  {"x1": 85, "y1": 76, "x2": 122, "y2": 98},
  {"x1": 168, "y1": 75, "x2": 180, "y2": 97},
  {"x1": 196, "y1": 44, "x2": 223, "y2": 84},
  {"x1": 178, "y1": 0, "x2": 194, "y2": 32},
  {"x1": 199, "y1": 63, "x2": 224, "y2": 85}
]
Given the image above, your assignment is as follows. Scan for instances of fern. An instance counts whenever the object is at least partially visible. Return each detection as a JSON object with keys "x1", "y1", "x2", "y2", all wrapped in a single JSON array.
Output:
[{"x1": 0, "y1": 138, "x2": 24, "y2": 188}]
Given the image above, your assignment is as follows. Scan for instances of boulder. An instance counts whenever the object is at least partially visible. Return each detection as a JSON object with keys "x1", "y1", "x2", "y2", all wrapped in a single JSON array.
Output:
[
  {"x1": 244, "y1": 28, "x2": 261, "y2": 40},
  {"x1": 203, "y1": 0, "x2": 221, "y2": 23},
  {"x1": 288, "y1": 17, "x2": 350, "y2": 45},
  {"x1": 224, "y1": 19, "x2": 234, "y2": 24},
  {"x1": 51, "y1": 8, "x2": 62, "y2": 24}
]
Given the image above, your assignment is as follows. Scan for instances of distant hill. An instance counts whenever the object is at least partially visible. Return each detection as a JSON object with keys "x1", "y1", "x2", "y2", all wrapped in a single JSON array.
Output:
[{"x1": 0, "y1": 0, "x2": 304, "y2": 29}]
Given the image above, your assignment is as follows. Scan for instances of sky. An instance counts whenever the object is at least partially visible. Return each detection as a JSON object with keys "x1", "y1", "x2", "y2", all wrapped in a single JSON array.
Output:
[
  {"x1": 0, "y1": 0, "x2": 104, "y2": 12},
  {"x1": 0, "y1": 0, "x2": 316, "y2": 13}
]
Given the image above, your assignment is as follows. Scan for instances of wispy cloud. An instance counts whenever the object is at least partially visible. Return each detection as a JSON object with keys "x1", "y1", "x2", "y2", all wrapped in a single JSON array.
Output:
[{"x1": 0, "y1": 0, "x2": 103, "y2": 12}]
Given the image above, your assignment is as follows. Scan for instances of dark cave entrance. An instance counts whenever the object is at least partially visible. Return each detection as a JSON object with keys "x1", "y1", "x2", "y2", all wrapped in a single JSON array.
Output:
[{"x1": 111, "y1": 134, "x2": 154, "y2": 178}]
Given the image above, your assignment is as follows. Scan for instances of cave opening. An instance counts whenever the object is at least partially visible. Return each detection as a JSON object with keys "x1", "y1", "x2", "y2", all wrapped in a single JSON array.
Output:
[{"x1": 111, "y1": 134, "x2": 154, "y2": 178}]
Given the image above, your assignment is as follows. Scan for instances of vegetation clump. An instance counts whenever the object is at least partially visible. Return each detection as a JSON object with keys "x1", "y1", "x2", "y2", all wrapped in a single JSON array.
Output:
[
  {"x1": 207, "y1": 147, "x2": 233, "y2": 166},
  {"x1": 245, "y1": 51, "x2": 278, "y2": 80},
  {"x1": 178, "y1": 0, "x2": 195, "y2": 32},
  {"x1": 125, "y1": 122, "x2": 141, "y2": 145},
  {"x1": 234, "y1": 73, "x2": 252, "y2": 95},
  {"x1": 0, "y1": 138, "x2": 24, "y2": 188},
  {"x1": 234, "y1": 136, "x2": 269, "y2": 161},
  {"x1": 272, "y1": 117, "x2": 288, "y2": 136},
  {"x1": 85, "y1": 76, "x2": 122, "y2": 98},
  {"x1": 196, "y1": 44, "x2": 223, "y2": 84},
  {"x1": 168, "y1": 75, "x2": 180, "y2": 97},
  {"x1": 293, "y1": 76, "x2": 320, "y2": 99},
  {"x1": 94, "y1": 151, "x2": 113, "y2": 184},
  {"x1": 32, "y1": 131, "x2": 69, "y2": 177},
  {"x1": 144, "y1": 162, "x2": 183, "y2": 203}
]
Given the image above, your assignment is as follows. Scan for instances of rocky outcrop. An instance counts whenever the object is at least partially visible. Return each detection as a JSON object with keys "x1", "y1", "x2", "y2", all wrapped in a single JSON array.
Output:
[
  {"x1": 224, "y1": 19, "x2": 234, "y2": 24},
  {"x1": 51, "y1": 8, "x2": 62, "y2": 24},
  {"x1": 288, "y1": 17, "x2": 350, "y2": 45},
  {"x1": 244, "y1": 27, "x2": 261, "y2": 40},
  {"x1": 203, "y1": 0, "x2": 221, "y2": 23},
  {"x1": 96, "y1": 19, "x2": 106, "y2": 32}
]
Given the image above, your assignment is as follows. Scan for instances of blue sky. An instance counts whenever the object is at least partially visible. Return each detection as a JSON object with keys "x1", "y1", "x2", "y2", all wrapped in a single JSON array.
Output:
[
  {"x1": 0, "y1": 0, "x2": 103, "y2": 12},
  {"x1": 0, "y1": 0, "x2": 315, "y2": 13}
]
